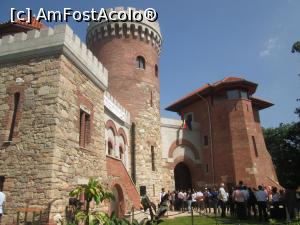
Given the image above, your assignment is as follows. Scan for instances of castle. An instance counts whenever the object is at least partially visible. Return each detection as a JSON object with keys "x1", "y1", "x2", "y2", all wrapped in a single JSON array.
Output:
[{"x1": 0, "y1": 7, "x2": 278, "y2": 224}]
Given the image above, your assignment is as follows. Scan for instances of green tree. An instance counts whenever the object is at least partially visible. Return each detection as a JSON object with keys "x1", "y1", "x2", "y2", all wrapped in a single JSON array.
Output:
[
  {"x1": 263, "y1": 122, "x2": 300, "y2": 188},
  {"x1": 69, "y1": 178, "x2": 115, "y2": 225}
]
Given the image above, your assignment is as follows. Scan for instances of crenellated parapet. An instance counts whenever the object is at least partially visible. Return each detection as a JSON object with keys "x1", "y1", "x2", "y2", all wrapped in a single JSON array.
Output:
[
  {"x1": 0, "y1": 24, "x2": 108, "y2": 91},
  {"x1": 104, "y1": 91, "x2": 131, "y2": 124},
  {"x1": 87, "y1": 7, "x2": 162, "y2": 54}
]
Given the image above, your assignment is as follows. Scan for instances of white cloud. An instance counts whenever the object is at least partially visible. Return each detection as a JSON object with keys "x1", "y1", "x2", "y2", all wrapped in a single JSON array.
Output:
[{"x1": 259, "y1": 38, "x2": 279, "y2": 57}]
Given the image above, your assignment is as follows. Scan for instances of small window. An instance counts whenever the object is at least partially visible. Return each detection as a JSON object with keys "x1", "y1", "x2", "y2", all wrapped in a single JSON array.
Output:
[
  {"x1": 151, "y1": 146, "x2": 155, "y2": 171},
  {"x1": 108, "y1": 141, "x2": 113, "y2": 156},
  {"x1": 136, "y1": 56, "x2": 145, "y2": 69},
  {"x1": 227, "y1": 90, "x2": 240, "y2": 100},
  {"x1": 204, "y1": 136, "x2": 209, "y2": 146},
  {"x1": 252, "y1": 136, "x2": 258, "y2": 157},
  {"x1": 241, "y1": 91, "x2": 248, "y2": 99},
  {"x1": 0, "y1": 176, "x2": 5, "y2": 191},
  {"x1": 206, "y1": 164, "x2": 209, "y2": 173},
  {"x1": 9, "y1": 92, "x2": 21, "y2": 141},
  {"x1": 79, "y1": 109, "x2": 91, "y2": 148},
  {"x1": 155, "y1": 64, "x2": 158, "y2": 77}
]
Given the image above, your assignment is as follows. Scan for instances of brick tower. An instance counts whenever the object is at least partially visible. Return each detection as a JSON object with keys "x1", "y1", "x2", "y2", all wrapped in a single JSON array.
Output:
[{"x1": 87, "y1": 7, "x2": 163, "y2": 200}]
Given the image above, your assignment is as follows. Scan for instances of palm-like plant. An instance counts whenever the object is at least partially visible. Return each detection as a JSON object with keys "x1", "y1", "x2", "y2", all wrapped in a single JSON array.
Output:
[{"x1": 69, "y1": 178, "x2": 115, "y2": 225}]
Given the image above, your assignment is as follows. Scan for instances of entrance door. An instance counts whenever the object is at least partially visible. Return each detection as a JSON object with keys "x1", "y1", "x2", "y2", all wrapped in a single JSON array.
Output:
[{"x1": 174, "y1": 162, "x2": 192, "y2": 190}]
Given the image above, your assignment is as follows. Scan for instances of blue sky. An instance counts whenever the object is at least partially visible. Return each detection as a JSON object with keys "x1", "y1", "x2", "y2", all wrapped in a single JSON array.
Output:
[{"x1": 1, "y1": 0, "x2": 299, "y2": 128}]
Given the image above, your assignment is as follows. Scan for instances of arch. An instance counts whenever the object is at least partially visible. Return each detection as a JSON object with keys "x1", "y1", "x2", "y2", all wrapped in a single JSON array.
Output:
[
  {"x1": 117, "y1": 127, "x2": 128, "y2": 145},
  {"x1": 110, "y1": 183, "x2": 125, "y2": 218},
  {"x1": 168, "y1": 139, "x2": 200, "y2": 160},
  {"x1": 105, "y1": 119, "x2": 118, "y2": 136}
]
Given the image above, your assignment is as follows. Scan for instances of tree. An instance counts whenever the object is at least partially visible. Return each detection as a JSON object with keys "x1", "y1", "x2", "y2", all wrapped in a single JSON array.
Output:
[
  {"x1": 69, "y1": 178, "x2": 115, "y2": 225},
  {"x1": 291, "y1": 41, "x2": 300, "y2": 53},
  {"x1": 263, "y1": 123, "x2": 300, "y2": 189}
]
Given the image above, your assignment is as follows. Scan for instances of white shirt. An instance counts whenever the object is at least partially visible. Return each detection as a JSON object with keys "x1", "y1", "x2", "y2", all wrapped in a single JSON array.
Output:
[
  {"x1": 0, "y1": 192, "x2": 5, "y2": 214},
  {"x1": 219, "y1": 187, "x2": 228, "y2": 202},
  {"x1": 159, "y1": 192, "x2": 166, "y2": 203}
]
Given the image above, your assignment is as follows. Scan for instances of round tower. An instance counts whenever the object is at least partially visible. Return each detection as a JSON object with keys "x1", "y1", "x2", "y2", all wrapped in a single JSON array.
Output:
[{"x1": 87, "y1": 7, "x2": 163, "y2": 200}]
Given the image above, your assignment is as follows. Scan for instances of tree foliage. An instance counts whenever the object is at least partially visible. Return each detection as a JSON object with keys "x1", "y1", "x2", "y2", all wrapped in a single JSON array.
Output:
[
  {"x1": 263, "y1": 121, "x2": 300, "y2": 189},
  {"x1": 291, "y1": 41, "x2": 300, "y2": 53}
]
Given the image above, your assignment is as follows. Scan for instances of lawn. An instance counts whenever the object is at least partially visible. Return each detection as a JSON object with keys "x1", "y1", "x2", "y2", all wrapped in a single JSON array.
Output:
[{"x1": 159, "y1": 215, "x2": 300, "y2": 225}]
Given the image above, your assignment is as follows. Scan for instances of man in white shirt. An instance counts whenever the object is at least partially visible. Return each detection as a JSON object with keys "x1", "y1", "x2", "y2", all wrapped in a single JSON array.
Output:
[
  {"x1": 0, "y1": 190, "x2": 5, "y2": 223},
  {"x1": 219, "y1": 183, "x2": 228, "y2": 217},
  {"x1": 255, "y1": 185, "x2": 268, "y2": 222}
]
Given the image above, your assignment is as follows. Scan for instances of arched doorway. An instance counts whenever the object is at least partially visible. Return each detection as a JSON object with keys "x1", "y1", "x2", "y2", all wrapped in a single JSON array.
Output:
[
  {"x1": 110, "y1": 184, "x2": 125, "y2": 218},
  {"x1": 174, "y1": 162, "x2": 192, "y2": 190}
]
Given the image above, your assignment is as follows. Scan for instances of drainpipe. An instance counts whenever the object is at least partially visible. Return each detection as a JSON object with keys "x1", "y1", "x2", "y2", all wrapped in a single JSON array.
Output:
[{"x1": 196, "y1": 93, "x2": 215, "y2": 186}]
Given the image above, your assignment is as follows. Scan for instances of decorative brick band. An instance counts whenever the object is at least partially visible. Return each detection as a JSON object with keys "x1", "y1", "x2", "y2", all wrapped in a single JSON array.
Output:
[{"x1": 87, "y1": 7, "x2": 162, "y2": 54}]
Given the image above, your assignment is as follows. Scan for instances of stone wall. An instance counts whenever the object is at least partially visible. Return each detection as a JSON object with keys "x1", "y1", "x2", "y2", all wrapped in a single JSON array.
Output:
[
  {"x1": 0, "y1": 56, "x2": 62, "y2": 225},
  {"x1": 0, "y1": 24, "x2": 109, "y2": 224},
  {"x1": 160, "y1": 118, "x2": 205, "y2": 191}
]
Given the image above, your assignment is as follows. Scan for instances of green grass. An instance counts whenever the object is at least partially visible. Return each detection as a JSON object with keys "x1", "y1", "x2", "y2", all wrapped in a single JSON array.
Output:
[{"x1": 159, "y1": 215, "x2": 300, "y2": 225}]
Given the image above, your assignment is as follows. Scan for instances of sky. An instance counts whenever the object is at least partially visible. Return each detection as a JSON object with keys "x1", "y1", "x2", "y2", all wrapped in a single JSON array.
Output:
[{"x1": 1, "y1": 0, "x2": 299, "y2": 128}]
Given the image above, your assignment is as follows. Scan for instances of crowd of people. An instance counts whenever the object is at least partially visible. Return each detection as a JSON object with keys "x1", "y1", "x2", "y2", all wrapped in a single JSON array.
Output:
[{"x1": 159, "y1": 181, "x2": 300, "y2": 222}]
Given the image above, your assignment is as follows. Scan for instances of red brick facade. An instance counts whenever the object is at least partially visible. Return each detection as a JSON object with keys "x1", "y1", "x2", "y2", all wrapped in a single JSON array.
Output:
[{"x1": 166, "y1": 77, "x2": 278, "y2": 188}]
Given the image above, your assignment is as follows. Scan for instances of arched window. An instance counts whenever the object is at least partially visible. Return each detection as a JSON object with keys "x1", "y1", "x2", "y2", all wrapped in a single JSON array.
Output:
[
  {"x1": 155, "y1": 64, "x2": 158, "y2": 77},
  {"x1": 108, "y1": 141, "x2": 113, "y2": 156},
  {"x1": 136, "y1": 56, "x2": 145, "y2": 69}
]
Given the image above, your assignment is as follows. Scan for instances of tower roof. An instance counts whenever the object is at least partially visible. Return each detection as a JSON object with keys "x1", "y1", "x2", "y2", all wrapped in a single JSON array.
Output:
[{"x1": 165, "y1": 76, "x2": 273, "y2": 112}]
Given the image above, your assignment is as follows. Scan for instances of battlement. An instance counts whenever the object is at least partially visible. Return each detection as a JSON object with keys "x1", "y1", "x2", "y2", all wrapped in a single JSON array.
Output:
[
  {"x1": 0, "y1": 24, "x2": 108, "y2": 91},
  {"x1": 87, "y1": 7, "x2": 162, "y2": 54},
  {"x1": 104, "y1": 91, "x2": 131, "y2": 124}
]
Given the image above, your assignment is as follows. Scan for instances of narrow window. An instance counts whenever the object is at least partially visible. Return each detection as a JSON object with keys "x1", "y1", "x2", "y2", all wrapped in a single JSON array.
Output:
[
  {"x1": 252, "y1": 136, "x2": 258, "y2": 157},
  {"x1": 9, "y1": 92, "x2": 20, "y2": 141},
  {"x1": 155, "y1": 64, "x2": 159, "y2": 77},
  {"x1": 150, "y1": 90, "x2": 153, "y2": 107},
  {"x1": 204, "y1": 135, "x2": 209, "y2": 146},
  {"x1": 79, "y1": 109, "x2": 91, "y2": 148},
  {"x1": 206, "y1": 164, "x2": 209, "y2": 173},
  {"x1": 119, "y1": 146, "x2": 123, "y2": 160},
  {"x1": 108, "y1": 141, "x2": 113, "y2": 156},
  {"x1": 136, "y1": 56, "x2": 145, "y2": 69},
  {"x1": 0, "y1": 176, "x2": 5, "y2": 191},
  {"x1": 151, "y1": 146, "x2": 155, "y2": 171}
]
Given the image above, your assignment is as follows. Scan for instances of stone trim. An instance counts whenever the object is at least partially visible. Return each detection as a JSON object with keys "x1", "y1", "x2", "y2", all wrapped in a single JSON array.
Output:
[
  {"x1": 104, "y1": 92, "x2": 130, "y2": 124},
  {"x1": 0, "y1": 24, "x2": 108, "y2": 91}
]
